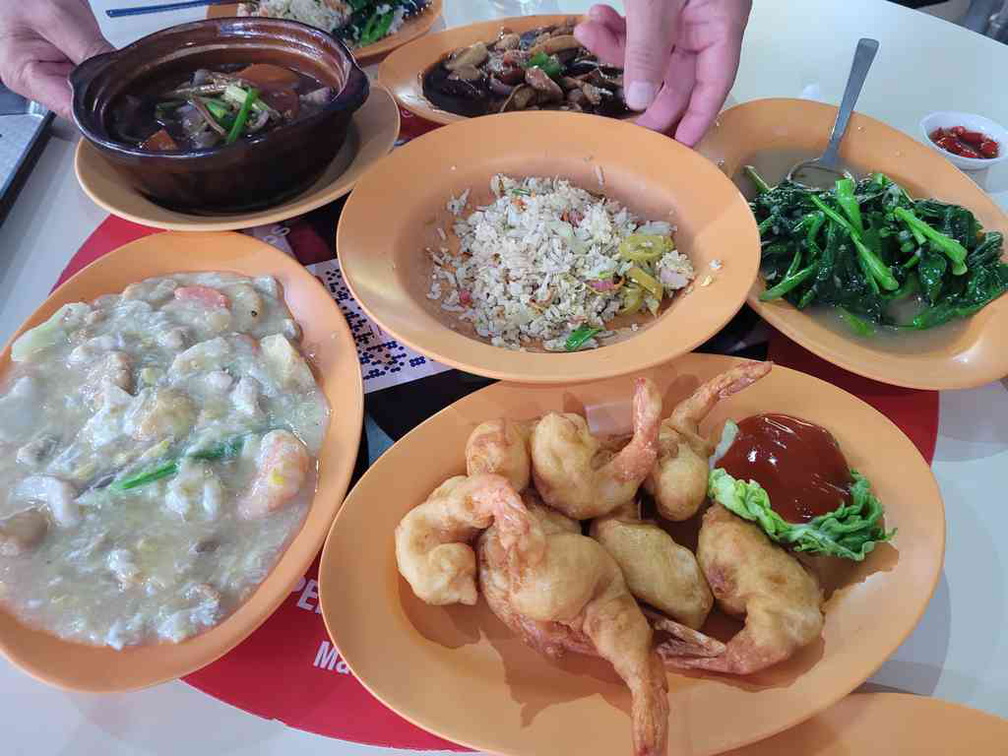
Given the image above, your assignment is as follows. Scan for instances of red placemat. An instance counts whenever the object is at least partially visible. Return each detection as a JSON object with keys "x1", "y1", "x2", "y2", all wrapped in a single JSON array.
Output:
[{"x1": 55, "y1": 106, "x2": 938, "y2": 750}]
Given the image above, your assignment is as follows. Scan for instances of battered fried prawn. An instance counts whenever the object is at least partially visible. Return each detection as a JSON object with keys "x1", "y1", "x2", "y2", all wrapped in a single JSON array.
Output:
[
  {"x1": 664, "y1": 504, "x2": 824, "y2": 675},
  {"x1": 590, "y1": 501, "x2": 713, "y2": 630},
  {"x1": 645, "y1": 362, "x2": 772, "y2": 521},
  {"x1": 465, "y1": 418, "x2": 534, "y2": 491},
  {"x1": 394, "y1": 474, "x2": 529, "y2": 606},
  {"x1": 478, "y1": 492, "x2": 596, "y2": 660},
  {"x1": 531, "y1": 377, "x2": 661, "y2": 519},
  {"x1": 477, "y1": 495, "x2": 668, "y2": 756}
]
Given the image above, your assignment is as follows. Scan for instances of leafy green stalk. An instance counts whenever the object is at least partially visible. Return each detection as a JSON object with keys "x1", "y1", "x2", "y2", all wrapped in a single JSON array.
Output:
[
  {"x1": 760, "y1": 263, "x2": 816, "y2": 301},
  {"x1": 837, "y1": 307, "x2": 876, "y2": 336},
  {"x1": 809, "y1": 194, "x2": 898, "y2": 291},
  {"x1": 744, "y1": 165, "x2": 773, "y2": 195},
  {"x1": 893, "y1": 207, "x2": 968, "y2": 275},
  {"x1": 834, "y1": 178, "x2": 863, "y2": 232},
  {"x1": 708, "y1": 468, "x2": 895, "y2": 561}
]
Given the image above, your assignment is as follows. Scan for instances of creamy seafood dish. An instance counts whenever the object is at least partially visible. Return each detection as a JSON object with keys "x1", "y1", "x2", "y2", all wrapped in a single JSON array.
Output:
[{"x1": 0, "y1": 273, "x2": 329, "y2": 648}]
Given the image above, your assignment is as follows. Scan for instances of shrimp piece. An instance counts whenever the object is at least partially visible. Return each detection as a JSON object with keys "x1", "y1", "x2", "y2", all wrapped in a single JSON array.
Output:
[
  {"x1": 465, "y1": 418, "x2": 534, "y2": 491},
  {"x1": 478, "y1": 494, "x2": 668, "y2": 756},
  {"x1": 14, "y1": 475, "x2": 80, "y2": 527},
  {"x1": 531, "y1": 378, "x2": 661, "y2": 519},
  {"x1": 478, "y1": 492, "x2": 595, "y2": 660},
  {"x1": 645, "y1": 361, "x2": 771, "y2": 521},
  {"x1": 664, "y1": 504, "x2": 824, "y2": 675},
  {"x1": 591, "y1": 500, "x2": 713, "y2": 630},
  {"x1": 174, "y1": 286, "x2": 230, "y2": 309},
  {"x1": 395, "y1": 474, "x2": 535, "y2": 606},
  {"x1": 238, "y1": 430, "x2": 311, "y2": 519}
]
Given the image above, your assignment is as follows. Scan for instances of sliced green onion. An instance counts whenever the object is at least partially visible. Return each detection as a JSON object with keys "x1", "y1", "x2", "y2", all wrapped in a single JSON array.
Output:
[
  {"x1": 226, "y1": 86, "x2": 259, "y2": 145},
  {"x1": 564, "y1": 325, "x2": 601, "y2": 351}
]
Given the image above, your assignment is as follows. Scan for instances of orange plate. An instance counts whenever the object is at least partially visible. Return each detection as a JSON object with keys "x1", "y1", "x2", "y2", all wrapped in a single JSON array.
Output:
[
  {"x1": 75, "y1": 85, "x2": 399, "y2": 232},
  {"x1": 336, "y1": 111, "x2": 759, "y2": 383},
  {"x1": 700, "y1": 98, "x2": 1008, "y2": 390},
  {"x1": 726, "y1": 692, "x2": 1007, "y2": 755},
  {"x1": 0, "y1": 232, "x2": 363, "y2": 691},
  {"x1": 318, "y1": 354, "x2": 944, "y2": 756},
  {"x1": 208, "y1": 0, "x2": 443, "y2": 62},
  {"x1": 379, "y1": 14, "x2": 580, "y2": 125}
]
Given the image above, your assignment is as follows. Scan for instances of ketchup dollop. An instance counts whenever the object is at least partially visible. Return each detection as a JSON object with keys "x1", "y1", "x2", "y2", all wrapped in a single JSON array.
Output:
[{"x1": 718, "y1": 414, "x2": 852, "y2": 523}]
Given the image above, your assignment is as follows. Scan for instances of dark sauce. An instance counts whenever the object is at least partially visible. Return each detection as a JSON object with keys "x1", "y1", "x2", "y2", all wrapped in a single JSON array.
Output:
[
  {"x1": 719, "y1": 413, "x2": 853, "y2": 523},
  {"x1": 109, "y1": 63, "x2": 332, "y2": 152}
]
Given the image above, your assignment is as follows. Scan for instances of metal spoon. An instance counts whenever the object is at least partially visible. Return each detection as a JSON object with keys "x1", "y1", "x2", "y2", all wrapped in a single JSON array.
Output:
[{"x1": 788, "y1": 37, "x2": 879, "y2": 189}]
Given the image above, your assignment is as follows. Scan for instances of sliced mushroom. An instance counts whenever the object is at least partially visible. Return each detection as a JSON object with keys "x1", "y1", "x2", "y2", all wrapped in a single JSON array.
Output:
[
  {"x1": 580, "y1": 82, "x2": 607, "y2": 106},
  {"x1": 524, "y1": 66, "x2": 564, "y2": 103},
  {"x1": 449, "y1": 64, "x2": 483, "y2": 82},
  {"x1": 500, "y1": 84, "x2": 536, "y2": 112},
  {"x1": 559, "y1": 76, "x2": 581, "y2": 91},
  {"x1": 489, "y1": 76, "x2": 515, "y2": 97},
  {"x1": 495, "y1": 32, "x2": 520, "y2": 50},
  {"x1": 566, "y1": 88, "x2": 588, "y2": 107},
  {"x1": 528, "y1": 34, "x2": 581, "y2": 57},
  {"x1": 532, "y1": 31, "x2": 552, "y2": 48},
  {"x1": 445, "y1": 41, "x2": 488, "y2": 71}
]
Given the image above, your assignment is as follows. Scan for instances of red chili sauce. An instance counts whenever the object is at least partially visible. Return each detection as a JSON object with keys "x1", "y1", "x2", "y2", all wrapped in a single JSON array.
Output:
[
  {"x1": 929, "y1": 126, "x2": 1000, "y2": 159},
  {"x1": 718, "y1": 414, "x2": 853, "y2": 523}
]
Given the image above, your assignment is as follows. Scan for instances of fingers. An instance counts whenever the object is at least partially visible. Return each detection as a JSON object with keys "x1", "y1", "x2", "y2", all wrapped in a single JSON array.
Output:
[
  {"x1": 573, "y1": 21, "x2": 624, "y2": 68},
  {"x1": 30, "y1": 0, "x2": 113, "y2": 65},
  {"x1": 635, "y1": 49, "x2": 696, "y2": 134},
  {"x1": 6, "y1": 57, "x2": 74, "y2": 118},
  {"x1": 673, "y1": 32, "x2": 743, "y2": 146},
  {"x1": 586, "y1": 3, "x2": 626, "y2": 31},
  {"x1": 623, "y1": 0, "x2": 683, "y2": 111},
  {"x1": 574, "y1": 6, "x2": 626, "y2": 68}
]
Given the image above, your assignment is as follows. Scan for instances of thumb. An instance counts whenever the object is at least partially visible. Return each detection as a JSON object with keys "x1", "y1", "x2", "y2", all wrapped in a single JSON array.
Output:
[{"x1": 623, "y1": 0, "x2": 681, "y2": 111}]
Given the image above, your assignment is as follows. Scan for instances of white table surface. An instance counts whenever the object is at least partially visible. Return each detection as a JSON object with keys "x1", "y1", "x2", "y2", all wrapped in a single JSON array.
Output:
[{"x1": 1, "y1": 1, "x2": 1007, "y2": 754}]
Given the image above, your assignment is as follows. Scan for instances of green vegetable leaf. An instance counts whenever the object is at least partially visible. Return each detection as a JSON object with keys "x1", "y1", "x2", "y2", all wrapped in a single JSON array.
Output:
[
  {"x1": 918, "y1": 249, "x2": 947, "y2": 305},
  {"x1": 708, "y1": 467, "x2": 895, "y2": 561}
]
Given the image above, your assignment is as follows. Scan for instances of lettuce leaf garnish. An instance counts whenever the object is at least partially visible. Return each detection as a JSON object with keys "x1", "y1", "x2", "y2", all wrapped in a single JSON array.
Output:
[{"x1": 708, "y1": 467, "x2": 895, "y2": 561}]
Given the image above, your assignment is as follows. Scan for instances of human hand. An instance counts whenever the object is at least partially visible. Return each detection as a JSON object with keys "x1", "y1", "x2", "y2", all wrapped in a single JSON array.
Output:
[
  {"x1": 0, "y1": 0, "x2": 113, "y2": 118},
  {"x1": 574, "y1": 0, "x2": 751, "y2": 146}
]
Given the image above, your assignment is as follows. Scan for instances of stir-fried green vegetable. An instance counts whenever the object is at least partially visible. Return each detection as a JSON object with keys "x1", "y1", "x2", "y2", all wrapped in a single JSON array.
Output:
[
  {"x1": 340, "y1": 1, "x2": 428, "y2": 46},
  {"x1": 748, "y1": 168, "x2": 1007, "y2": 333},
  {"x1": 111, "y1": 434, "x2": 254, "y2": 492},
  {"x1": 709, "y1": 467, "x2": 894, "y2": 561}
]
